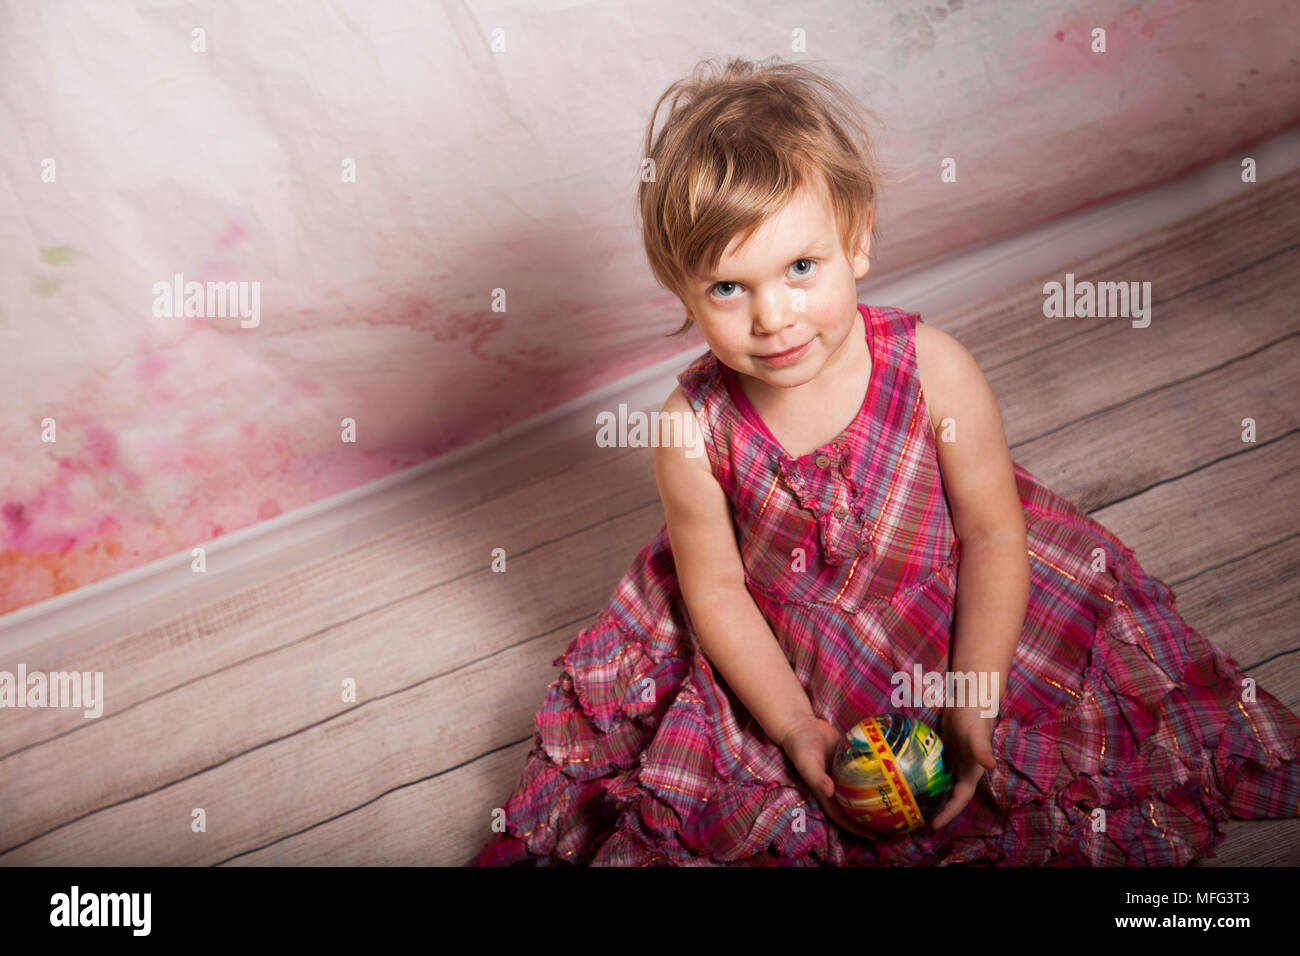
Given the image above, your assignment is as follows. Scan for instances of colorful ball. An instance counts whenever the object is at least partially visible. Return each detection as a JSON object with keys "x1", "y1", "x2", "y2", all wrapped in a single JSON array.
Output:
[{"x1": 831, "y1": 714, "x2": 954, "y2": 834}]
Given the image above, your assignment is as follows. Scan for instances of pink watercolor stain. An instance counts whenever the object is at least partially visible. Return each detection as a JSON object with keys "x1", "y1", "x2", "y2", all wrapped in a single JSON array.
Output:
[
  {"x1": 215, "y1": 220, "x2": 248, "y2": 250},
  {"x1": 3, "y1": 501, "x2": 30, "y2": 539},
  {"x1": 1, "y1": 423, "x2": 141, "y2": 555},
  {"x1": 83, "y1": 424, "x2": 120, "y2": 469},
  {"x1": 133, "y1": 349, "x2": 167, "y2": 385},
  {"x1": 257, "y1": 499, "x2": 282, "y2": 520},
  {"x1": 197, "y1": 259, "x2": 238, "y2": 279}
]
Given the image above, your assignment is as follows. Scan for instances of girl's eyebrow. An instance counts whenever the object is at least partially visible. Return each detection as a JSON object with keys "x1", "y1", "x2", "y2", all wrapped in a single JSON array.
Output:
[{"x1": 699, "y1": 241, "x2": 834, "y2": 282}]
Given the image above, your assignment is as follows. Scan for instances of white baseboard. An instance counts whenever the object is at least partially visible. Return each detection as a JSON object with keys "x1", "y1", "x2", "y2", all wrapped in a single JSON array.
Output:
[{"x1": 4, "y1": 126, "x2": 1297, "y2": 666}]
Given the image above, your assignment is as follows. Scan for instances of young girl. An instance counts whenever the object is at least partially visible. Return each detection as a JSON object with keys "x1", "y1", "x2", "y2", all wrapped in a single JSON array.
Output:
[{"x1": 465, "y1": 57, "x2": 1300, "y2": 866}]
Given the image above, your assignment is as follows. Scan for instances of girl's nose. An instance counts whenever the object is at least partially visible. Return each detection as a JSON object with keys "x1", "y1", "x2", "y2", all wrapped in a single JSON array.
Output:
[{"x1": 751, "y1": 291, "x2": 793, "y2": 335}]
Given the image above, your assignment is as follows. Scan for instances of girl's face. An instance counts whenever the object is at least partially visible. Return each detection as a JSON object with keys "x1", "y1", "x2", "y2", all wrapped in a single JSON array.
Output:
[{"x1": 681, "y1": 180, "x2": 872, "y2": 390}]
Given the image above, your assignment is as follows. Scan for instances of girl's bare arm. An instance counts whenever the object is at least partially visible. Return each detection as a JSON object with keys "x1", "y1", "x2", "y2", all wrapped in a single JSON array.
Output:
[
  {"x1": 914, "y1": 322, "x2": 1029, "y2": 717},
  {"x1": 653, "y1": 385, "x2": 816, "y2": 748}
]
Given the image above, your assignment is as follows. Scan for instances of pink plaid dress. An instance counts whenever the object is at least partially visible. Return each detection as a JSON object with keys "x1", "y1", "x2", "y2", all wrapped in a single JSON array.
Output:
[{"x1": 466, "y1": 302, "x2": 1300, "y2": 866}]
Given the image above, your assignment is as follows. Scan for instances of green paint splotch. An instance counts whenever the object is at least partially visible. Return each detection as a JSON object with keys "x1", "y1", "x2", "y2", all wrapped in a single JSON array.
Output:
[
  {"x1": 32, "y1": 275, "x2": 62, "y2": 297},
  {"x1": 40, "y1": 245, "x2": 75, "y2": 265}
]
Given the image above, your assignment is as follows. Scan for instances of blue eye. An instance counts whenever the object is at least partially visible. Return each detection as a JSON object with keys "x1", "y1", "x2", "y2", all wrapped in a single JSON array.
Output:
[{"x1": 709, "y1": 259, "x2": 817, "y2": 300}]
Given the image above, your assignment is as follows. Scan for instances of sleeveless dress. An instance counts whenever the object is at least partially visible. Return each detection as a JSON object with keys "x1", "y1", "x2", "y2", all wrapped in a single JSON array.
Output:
[{"x1": 464, "y1": 302, "x2": 1300, "y2": 866}]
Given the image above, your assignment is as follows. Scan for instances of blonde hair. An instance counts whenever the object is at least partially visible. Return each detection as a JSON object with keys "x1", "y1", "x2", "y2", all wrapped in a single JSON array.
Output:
[{"x1": 636, "y1": 57, "x2": 902, "y2": 337}]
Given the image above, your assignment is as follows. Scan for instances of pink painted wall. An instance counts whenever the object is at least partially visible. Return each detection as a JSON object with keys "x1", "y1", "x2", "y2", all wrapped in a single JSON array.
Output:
[{"x1": 2, "y1": 0, "x2": 1297, "y2": 615}]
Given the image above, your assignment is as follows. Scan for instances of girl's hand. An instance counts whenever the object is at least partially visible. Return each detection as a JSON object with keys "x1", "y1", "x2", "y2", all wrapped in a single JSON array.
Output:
[
  {"x1": 779, "y1": 716, "x2": 878, "y2": 840},
  {"x1": 929, "y1": 706, "x2": 997, "y2": 831}
]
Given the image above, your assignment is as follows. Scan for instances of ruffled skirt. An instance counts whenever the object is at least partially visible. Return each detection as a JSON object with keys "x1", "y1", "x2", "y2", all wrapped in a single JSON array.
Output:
[{"x1": 465, "y1": 469, "x2": 1300, "y2": 866}]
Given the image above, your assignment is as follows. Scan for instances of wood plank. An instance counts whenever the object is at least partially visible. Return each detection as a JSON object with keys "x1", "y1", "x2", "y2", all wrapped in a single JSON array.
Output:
[
  {"x1": 1171, "y1": 534, "x2": 1300, "y2": 671},
  {"x1": 0, "y1": 590, "x2": 589, "y2": 863},
  {"x1": 228, "y1": 739, "x2": 537, "y2": 867},
  {"x1": 0, "y1": 437, "x2": 655, "y2": 755},
  {"x1": 986, "y1": 244, "x2": 1300, "y2": 445},
  {"x1": 1199, "y1": 817, "x2": 1300, "y2": 866},
  {"x1": 1092, "y1": 432, "x2": 1299, "y2": 585},
  {"x1": 1012, "y1": 334, "x2": 1300, "y2": 512},
  {"x1": 935, "y1": 166, "x2": 1300, "y2": 363},
  {"x1": 0, "y1": 503, "x2": 664, "y2": 857}
]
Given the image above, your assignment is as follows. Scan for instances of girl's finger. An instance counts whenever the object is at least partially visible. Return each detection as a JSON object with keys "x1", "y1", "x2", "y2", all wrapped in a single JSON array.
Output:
[{"x1": 931, "y1": 786, "x2": 967, "y2": 829}]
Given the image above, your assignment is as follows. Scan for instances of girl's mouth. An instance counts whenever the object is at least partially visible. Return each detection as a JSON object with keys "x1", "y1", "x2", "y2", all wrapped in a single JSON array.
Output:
[{"x1": 758, "y1": 339, "x2": 812, "y2": 367}]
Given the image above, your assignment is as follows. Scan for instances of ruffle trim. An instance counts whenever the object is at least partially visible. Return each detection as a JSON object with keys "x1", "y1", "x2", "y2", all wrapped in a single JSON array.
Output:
[
  {"x1": 541, "y1": 611, "x2": 689, "y2": 764},
  {"x1": 468, "y1": 611, "x2": 847, "y2": 865}
]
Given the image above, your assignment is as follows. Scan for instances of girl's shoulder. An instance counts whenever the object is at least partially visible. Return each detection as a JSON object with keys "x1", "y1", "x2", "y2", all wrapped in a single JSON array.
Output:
[
  {"x1": 910, "y1": 316, "x2": 988, "y2": 440},
  {"x1": 674, "y1": 346, "x2": 726, "y2": 417}
]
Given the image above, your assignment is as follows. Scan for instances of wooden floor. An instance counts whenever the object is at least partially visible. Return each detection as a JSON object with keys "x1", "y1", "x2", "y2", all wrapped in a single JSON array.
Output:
[{"x1": 3, "y1": 170, "x2": 1298, "y2": 867}]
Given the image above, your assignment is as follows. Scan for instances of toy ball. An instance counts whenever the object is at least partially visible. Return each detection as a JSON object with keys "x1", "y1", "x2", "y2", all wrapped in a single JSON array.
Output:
[{"x1": 831, "y1": 714, "x2": 954, "y2": 834}]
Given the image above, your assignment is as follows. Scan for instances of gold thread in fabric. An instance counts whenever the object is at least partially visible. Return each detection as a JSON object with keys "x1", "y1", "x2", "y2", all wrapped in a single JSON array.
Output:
[
  {"x1": 1027, "y1": 549, "x2": 1160, "y2": 667},
  {"x1": 625, "y1": 602, "x2": 653, "y2": 641},
  {"x1": 1112, "y1": 598, "x2": 1159, "y2": 669},
  {"x1": 756, "y1": 470, "x2": 781, "y2": 521},
  {"x1": 517, "y1": 789, "x2": 576, "y2": 843},
  {"x1": 862, "y1": 393, "x2": 924, "y2": 543},
  {"x1": 832, "y1": 553, "x2": 862, "y2": 604},
  {"x1": 656, "y1": 782, "x2": 708, "y2": 799},
  {"x1": 1027, "y1": 548, "x2": 1115, "y2": 604},
  {"x1": 1041, "y1": 675, "x2": 1081, "y2": 700},
  {"x1": 1145, "y1": 799, "x2": 1170, "y2": 847},
  {"x1": 1090, "y1": 693, "x2": 1106, "y2": 764},
  {"x1": 1167, "y1": 722, "x2": 1185, "y2": 758},
  {"x1": 1235, "y1": 699, "x2": 1275, "y2": 761}
]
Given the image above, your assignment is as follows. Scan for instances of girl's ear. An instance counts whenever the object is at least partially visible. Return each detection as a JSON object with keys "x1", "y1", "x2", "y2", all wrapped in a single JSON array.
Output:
[{"x1": 852, "y1": 218, "x2": 873, "y2": 280}]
